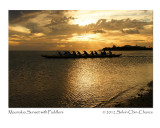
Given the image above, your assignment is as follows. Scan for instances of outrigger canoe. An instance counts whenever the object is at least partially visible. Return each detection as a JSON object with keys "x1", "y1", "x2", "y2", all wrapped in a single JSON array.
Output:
[{"x1": 41, "y1": 54, "x2": 122, "y2": 59}]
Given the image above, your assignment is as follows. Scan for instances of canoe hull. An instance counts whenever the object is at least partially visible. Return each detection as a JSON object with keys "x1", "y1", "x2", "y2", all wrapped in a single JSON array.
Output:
[{"x1": 41, "y1": 54, "x2": 122, "y2": 59}]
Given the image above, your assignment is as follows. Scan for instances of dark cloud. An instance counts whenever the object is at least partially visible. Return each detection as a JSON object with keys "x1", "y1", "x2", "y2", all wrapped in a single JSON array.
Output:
[
  {"x1": 94, "y1": 18, "x2": 152, "y2": 30},
  {"x1": 121, "y1": 29, "x2": 140, "y2": 34},
  {"x1": 44, "y1": 16, "x2": 75, "y2": 28},
  {"x1": 133, "y1": 40, "x2": 145, "y2": 41},
  {"x1": 93, "y1": 29, "x2": 106, "y2": 34},
  {"x1": 139, "y1": 25, "x2": 153, "y2": 35},
  {"x1": 49, "y1": 10, "x2": 74, "y2": 15},
  {"x1": 46, "y1": 24, "x2": 78, "y2": 35},
  {"x1": 25, "y1": 22, "x2": 43, "y2": 33},
  {"x1": 9, "y1": 10, "x2": 43, "y2": 24},
  {"x1": 45, "y1": 10, "x2": 76, "y2": 25}
]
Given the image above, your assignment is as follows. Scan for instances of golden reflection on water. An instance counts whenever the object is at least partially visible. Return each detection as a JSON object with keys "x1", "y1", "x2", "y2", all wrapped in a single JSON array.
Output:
[
  {"x1": 65, "y1": 59, "x2": 109, "y2": 103},
  {"x1": 64, "y1": 58, "x2": 153, "y2": 107},
  {"x1": 67, "y1": 59, "x2": 97, "y2": 88}
]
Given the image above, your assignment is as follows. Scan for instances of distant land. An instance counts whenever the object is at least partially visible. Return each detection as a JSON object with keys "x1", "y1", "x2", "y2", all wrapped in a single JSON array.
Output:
[{"x1": 102, "y1": 45, "x2": 153, "y2": 51}]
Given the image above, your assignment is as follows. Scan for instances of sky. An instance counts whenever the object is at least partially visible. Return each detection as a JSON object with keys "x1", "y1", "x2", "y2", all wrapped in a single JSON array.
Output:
[{"x1": 9, "y1": 10, "x2": 153, "y2": 51}]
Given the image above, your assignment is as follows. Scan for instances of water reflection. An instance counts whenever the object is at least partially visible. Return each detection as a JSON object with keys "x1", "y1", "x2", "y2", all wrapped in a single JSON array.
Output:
[
  {"x1": 9, "y1": 51, "x2": 153, "y2": 107},
  {"x1": 65, "y1": 58, "x2": 123, "y2": 107},
  {"x1": 64, "y1": 58, "x2": 153, "y2": 107}
]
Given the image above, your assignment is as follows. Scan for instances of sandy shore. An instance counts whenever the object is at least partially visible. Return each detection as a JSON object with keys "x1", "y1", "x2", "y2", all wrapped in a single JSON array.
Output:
[{"x1": 114, "y1": 81, "x2": 153, "y2": 108}]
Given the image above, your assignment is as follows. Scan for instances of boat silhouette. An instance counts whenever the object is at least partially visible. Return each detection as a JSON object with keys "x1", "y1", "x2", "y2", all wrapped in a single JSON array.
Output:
[
  {"x1": 41, "y1": 54, "x2": 122, "y2": 59},
  {"x1": 41, "y1": 51, "x2": 122, "y2": 59}
]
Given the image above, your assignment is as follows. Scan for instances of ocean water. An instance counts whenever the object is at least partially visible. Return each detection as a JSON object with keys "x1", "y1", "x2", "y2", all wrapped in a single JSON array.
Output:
[{"x1": 9, "y1": 51, "x2": 153, "y2": 107}]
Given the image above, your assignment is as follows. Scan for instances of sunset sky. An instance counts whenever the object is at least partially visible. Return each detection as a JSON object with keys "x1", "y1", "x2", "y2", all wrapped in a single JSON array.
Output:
[{"x1": 9, "y1": 10, "x2": 153, "y2": 51}]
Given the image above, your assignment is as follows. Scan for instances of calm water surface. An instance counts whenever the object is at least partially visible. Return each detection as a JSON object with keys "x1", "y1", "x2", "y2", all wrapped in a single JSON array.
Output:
[{"x1": 9, "y1": 51, "x2": 153, "y2": 107}]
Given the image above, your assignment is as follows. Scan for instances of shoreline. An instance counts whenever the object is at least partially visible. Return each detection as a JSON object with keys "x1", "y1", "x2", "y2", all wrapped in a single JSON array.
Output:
[{"x1": 114, "y1": 81, "x2": 153, "y2": 108}]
